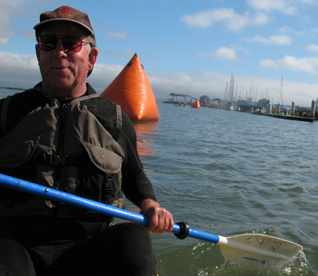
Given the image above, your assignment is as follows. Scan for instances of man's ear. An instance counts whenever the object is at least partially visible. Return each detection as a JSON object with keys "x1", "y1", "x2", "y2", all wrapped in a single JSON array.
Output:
[{"x1": 88, "y1": 47, "x2": 98, "y2": 71}]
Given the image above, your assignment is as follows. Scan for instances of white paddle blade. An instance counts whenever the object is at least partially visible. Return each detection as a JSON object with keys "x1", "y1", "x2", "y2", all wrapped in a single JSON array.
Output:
[{"x1": 219, "y1": 234, "x2": 303, "y2": 268}]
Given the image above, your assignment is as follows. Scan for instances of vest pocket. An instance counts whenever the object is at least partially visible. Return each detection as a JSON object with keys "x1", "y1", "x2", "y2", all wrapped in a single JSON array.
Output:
[
  {"x1": 55, "y1": 142, "x2": 124, "y2": 217},
  {"x1": 81, "y1": 141, "x2": 123, "y2": 174},
  {"x1": 80, "y1": 142, "x2": 123, "y2": 201},
  {"x1": 56, "y1": 158, "x2": 121, "y2": 217},
  {"x1": 78, "y1": 170, "x2": 118, "y2": 202},
  {"x1": 80, "y1": 143, "x2": 122, "y2": 198}
]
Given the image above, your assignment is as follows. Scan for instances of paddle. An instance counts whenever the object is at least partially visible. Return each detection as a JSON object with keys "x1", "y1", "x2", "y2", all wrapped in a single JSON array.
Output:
[{"x1": 0, "y1": 173, "x2": 303, "y2": 268}]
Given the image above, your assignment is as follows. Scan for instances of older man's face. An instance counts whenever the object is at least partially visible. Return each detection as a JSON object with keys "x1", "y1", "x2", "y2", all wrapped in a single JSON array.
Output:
[{"x1": 36, "y1": 21, "x2": 97, "y2": 99}]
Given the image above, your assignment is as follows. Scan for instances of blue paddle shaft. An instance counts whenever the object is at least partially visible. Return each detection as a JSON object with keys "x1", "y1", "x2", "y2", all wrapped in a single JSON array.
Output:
[{"x1": 0, "y1": 173, "x2": 220, "y2": 244}]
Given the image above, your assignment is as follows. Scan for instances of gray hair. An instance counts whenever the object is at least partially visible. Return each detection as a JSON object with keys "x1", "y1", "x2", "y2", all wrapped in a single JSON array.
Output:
[{"x1": 86, "y1": 35, "x2": 96, "y2": 54}]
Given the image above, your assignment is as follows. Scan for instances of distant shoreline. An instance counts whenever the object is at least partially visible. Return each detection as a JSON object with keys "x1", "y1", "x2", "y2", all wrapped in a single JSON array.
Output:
[{"x1": 0, "y1": 86, "x2": 26, "y2": 91}]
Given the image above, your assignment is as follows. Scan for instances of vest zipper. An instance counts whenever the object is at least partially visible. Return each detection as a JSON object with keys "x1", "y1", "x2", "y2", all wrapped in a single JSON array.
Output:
[
  {"x1": 54, "y1": 102, "x2": 69, "y2": 190},
  {"x1": 58, "y1": 103, "x2": 69, "y2": 155}
]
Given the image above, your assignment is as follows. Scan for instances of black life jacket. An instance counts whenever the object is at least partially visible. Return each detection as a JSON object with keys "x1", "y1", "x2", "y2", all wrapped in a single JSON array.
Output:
[{"x1": 0, "y1": 84, "x2": 125, "y2": 217}]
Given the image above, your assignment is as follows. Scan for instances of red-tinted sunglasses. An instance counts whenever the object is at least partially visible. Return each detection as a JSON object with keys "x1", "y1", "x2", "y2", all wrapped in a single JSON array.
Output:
[{"x1": 37, "y1": 34, "x2": 94, "y2": 53}]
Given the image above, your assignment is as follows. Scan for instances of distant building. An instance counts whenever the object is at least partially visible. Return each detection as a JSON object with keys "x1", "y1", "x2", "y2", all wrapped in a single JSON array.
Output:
[
  {"x1": 200, "y1": 95, "x2": 210, "y2": 106},
  {"x1": 237, "y1": 98, "x2": 271, "y2": 112},
  {"x1": 209, "y1": 98, "x2": 224, "y2": 109}
]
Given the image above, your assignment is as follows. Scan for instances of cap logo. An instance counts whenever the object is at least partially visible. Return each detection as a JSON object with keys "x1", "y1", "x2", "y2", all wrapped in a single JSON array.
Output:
[
  {"x1": 57, "y1": 8, "x2": 72, "y2": 18},
  {"x1": 58, "y1": 7, "x2": 71, "y2": 13}
]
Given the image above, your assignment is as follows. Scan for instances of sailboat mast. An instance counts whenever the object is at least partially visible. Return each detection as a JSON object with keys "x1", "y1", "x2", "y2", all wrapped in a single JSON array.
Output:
[{"x1": 281, "y1": 77, "x2": 284, "y2": 106}]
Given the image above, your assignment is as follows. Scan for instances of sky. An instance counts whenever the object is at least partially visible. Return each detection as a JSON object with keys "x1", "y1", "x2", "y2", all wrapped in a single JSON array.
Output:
[{"x1": 2, "y1": 0, "x2": 318, "y2": 106}]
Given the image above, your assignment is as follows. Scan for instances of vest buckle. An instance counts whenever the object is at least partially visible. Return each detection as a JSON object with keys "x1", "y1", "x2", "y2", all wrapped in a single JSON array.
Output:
[
  {"x1": 43, "y1": 153, "x2": 67, "y2": 166},
  {"x1": 105, "y1": 174, "x2": 114, "y2": 195}
]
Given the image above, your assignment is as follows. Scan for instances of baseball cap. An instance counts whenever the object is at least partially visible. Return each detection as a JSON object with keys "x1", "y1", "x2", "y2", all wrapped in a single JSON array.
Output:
[{"x1": 33, "y1": 6, "x2": 94, "y2": 37}]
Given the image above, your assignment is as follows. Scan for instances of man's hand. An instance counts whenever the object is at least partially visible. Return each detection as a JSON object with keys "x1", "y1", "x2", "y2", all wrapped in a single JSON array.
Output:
[{"x1": 140, "y1": 199, "x2": 174, "y2": 233}]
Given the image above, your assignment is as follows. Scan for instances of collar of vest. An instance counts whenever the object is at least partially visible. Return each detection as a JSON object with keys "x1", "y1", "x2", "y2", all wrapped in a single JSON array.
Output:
[{"x1": 32, "y1": 82, "x2": 99, "y2": 101}]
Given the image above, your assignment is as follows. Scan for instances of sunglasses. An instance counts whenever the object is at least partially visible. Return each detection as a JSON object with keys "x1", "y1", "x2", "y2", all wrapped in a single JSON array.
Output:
[{"x1": 37, "y1": 34, "x2": 95, "y2": 53}]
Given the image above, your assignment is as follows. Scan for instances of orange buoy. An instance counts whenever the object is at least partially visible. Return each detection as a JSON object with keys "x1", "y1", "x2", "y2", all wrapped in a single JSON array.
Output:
[
  {"x1": 191, "y1": 99, "x2": 201, "y2": 108},
  {"x1": 100, "y1": 53, "x2": 159, "y2": 122}
]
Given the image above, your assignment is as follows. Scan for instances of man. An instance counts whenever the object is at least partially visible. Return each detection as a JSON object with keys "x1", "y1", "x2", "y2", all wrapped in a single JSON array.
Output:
[{"x1": 0, "y1": 6, "x2": 174, "y2": 276}]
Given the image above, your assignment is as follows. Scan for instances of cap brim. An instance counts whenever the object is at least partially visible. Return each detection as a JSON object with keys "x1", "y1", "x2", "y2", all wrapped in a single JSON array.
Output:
[{"x1": 33, "y1": 18, "x2": 94, "y2": 36}]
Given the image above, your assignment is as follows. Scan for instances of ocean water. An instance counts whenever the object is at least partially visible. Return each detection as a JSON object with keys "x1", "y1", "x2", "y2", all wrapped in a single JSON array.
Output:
[
  {"x1": 134, "y1": 103, "x2": 318, "y2": 276},
  {"x1": 1, "y1": 89, "x2": 318, "y2": 275},
  {"x1": 0, "y1": 88, "x2": 22, "y2": 98}
]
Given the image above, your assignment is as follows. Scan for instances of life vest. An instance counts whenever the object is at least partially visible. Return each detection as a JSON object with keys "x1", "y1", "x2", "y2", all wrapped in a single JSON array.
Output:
[{"x1": 0, "y1": 86, "x2": 125, "y2": 217}]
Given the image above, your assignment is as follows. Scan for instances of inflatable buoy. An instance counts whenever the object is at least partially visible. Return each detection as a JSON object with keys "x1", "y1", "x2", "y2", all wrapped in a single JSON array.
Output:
[
  {"x1": 191, "y1": 99, "x2": 201, "y2": 108},
  {"x1": 101, "y1": 53, "x2": 159, "y2": 122}
]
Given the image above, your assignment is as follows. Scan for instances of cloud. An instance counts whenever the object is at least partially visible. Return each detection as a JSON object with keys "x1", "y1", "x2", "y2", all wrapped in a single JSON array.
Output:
[
  {"x1": 0, "y1": 0, "x2": 25, "y2": 46},
  {"x1": 279, "y1": 56, "x2": 318, "y2": 73},
  {"x1": 0, "y1": 51, "x2": 40, "y2": 88},
  {"x1": 106, "y1": 31, "x2": 129, "y2": 40},
  {"x1": 246, "y1": 34, "x2": 293, "y2": 45},
  {"x1": 180, "y1": 8, "x2": 270, "y2": 31},
  {"x1": 0, "y1": 0, "x2": 62, "y2": 46},
  {"x1": 246, "y1": 0, "x2": 318, "y2": 15},
  {"x1": 0, "y1": 51, "x2": 317, "y2": 107},
  {"x1": 277, "y1": 26, "x2": 308, "y2": 37},
  {"x1": 246, "y1": 0, "x2": 298, "y2": 15},
  {"x1": 259, "y1": 59, "x2": 279, "y2": 69},
  {"x1": 197, "y1": 47, "x2": 236, "y2": 60},
  {"x1": 88, "y1": 63, "x2": 124, "y2": 92},
  {"x1": 260, "y1": 55, "x2": 318, "y2": 74},
  {"x1": 181, "y1": 0, "x2": 317, "y2": 31},
  {"x1": 307, "y1": 44, "x2": 318, "y2": 52},
  {"x1": 0, "y1": 51, "x2": 38, "y2": 69}
]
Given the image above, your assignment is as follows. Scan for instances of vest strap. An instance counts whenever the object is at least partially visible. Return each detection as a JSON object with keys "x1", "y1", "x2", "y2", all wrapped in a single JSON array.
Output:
[
  {"x1": 35, "y1": 153, "x2": 78, "y2": 166},
  {"x1": 1, "y1": 95, "x2": 12, "y2": 137}
]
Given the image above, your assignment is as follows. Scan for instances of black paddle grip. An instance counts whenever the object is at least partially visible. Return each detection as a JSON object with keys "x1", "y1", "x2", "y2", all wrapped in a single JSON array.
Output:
[{"x1": 174, "y1": 221, "x2": 190, "y2": 239}]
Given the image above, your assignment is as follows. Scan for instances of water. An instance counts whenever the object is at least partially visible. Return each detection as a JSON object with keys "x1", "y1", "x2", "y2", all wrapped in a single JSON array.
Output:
[
  {"x1": 134, "y1": 103, "x2": 318, "y2": 276},
  {"x1": 1, "y1": 89, "x2": 317, "y2": 275},
  {"x1": 0, "y1": 88, "x2": 23, "y2": 98}
]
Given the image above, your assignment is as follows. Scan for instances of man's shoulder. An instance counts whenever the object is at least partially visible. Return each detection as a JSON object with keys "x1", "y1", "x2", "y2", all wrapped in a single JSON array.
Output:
[{"x1": 9, "y1": 88, "x2": 48, "y2": 109}]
